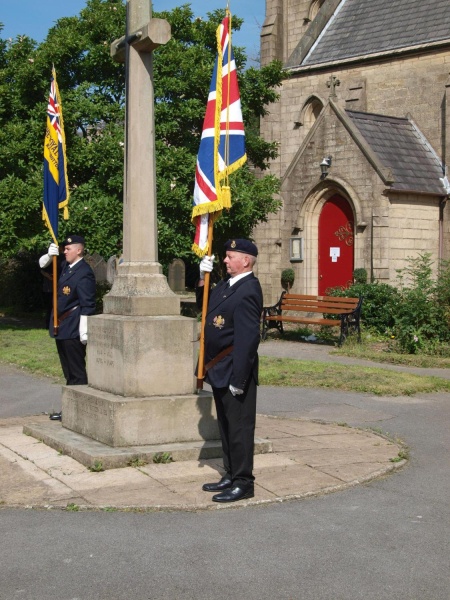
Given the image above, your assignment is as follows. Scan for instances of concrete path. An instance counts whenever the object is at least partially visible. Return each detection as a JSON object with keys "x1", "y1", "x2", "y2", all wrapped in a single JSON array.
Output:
[{"x1": 1, "y1": 347, "x2": 450, "y2": 599}]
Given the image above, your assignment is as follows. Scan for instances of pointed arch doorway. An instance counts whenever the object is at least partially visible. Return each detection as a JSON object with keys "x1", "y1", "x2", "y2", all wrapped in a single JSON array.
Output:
[{"x1": 318, "y1": 195, "x2": 354, "y2": 295}]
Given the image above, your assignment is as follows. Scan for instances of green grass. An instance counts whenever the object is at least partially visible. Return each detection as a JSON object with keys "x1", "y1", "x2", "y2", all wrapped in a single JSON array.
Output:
[
  {"x1": 0, "y1": 324, "x2": 64, "y2": 381},
  {"x1": 260, "y1": 356, "x2": 450, "y2": 396}
]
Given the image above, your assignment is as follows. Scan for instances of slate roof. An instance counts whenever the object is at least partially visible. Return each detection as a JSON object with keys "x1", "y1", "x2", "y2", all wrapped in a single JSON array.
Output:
[
  {"x1": 346, "y1": 110, "x2": 445, "y2": 194},
  {"x1": 303, "y1": 0, "x2": 450, "y2": 66}
]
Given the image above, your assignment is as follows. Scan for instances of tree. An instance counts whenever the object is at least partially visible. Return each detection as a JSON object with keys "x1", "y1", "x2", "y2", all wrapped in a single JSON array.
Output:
[{"x1": 0, "y1": 1, "x2": 283, "y2": 275}]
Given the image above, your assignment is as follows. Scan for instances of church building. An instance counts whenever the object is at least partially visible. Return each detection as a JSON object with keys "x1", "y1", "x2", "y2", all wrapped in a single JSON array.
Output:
[{"x1": 254, "y1": 0, "x2": 450, "y2": 303}]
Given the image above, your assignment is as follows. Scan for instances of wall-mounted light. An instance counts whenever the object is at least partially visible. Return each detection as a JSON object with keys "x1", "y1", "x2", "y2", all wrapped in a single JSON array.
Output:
[{"x1": 320, "y1": 156, "x2": 332, "y2": 179}]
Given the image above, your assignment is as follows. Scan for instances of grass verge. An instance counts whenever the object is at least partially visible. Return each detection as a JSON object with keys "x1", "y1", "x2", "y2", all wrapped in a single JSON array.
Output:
[
  {"x1": 0, "y1": 325, "x2": 63, "y2": 381},
  {"x1": 332, "y1": 344, "x2": 450, "y2": 369},
  {"x1": 260, "y1": 356, "x2": 450, "y2": 396}
]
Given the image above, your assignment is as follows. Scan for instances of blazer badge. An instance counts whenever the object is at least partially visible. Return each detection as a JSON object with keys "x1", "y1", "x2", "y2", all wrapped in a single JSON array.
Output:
[
  {"x1": 62, "y1": 286, "x2": 71, "y2": 296},
  {"x1": 213, "y1": 315, "x2": 225, "y2": 329}
]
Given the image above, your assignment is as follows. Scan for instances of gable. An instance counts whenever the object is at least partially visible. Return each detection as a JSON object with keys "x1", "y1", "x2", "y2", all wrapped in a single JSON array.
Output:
[{"x1": 288, "y1": 0, "x2": 450, "y2": 69}]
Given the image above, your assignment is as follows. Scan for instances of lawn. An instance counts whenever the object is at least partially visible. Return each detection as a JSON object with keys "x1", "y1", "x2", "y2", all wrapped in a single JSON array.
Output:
[
  {"x1": 260, "y1": 356, "x2": 450, "y2": 396},
  {"x1": 0, "y1": 325, "x2": 64, "y2": 381}
]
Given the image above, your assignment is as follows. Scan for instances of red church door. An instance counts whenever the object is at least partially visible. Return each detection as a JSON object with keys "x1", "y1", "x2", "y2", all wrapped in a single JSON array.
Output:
[{"x1": 318, "y1": 195, "x2": 354, "y2": 296}]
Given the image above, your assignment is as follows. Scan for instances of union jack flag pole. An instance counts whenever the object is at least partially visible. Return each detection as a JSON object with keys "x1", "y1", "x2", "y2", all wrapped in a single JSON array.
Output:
[
  {"x1": 193, "y1": 5, "x2": 247, "y2": 388},
  {"x1": 42, "y1": 66, "x2": 69, "y2": 335}
]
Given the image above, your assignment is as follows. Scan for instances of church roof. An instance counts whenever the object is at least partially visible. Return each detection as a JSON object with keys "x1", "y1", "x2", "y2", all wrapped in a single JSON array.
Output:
[
  {"x1": 302, "y1": 0, "x2": 450, "y2": 67},
  {"x1": 346, "y1": 110, "x2": 445, "y2": 194}
]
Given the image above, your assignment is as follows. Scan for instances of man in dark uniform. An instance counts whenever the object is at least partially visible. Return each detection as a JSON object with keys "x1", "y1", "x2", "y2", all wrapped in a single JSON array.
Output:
[
  {"x1": 197, "y1": 239, "x2": 263, "y2": 503},
  {"x1": 39, "y1": 235, "x2": 96, "y2": 419}
]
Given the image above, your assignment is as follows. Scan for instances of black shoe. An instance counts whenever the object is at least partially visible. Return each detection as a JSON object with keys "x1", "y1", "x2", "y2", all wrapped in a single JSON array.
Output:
[
  {"x1": 202, "y1": 476, "x2": 232, "y2": 492},
  {"x1": 212, "y1": 486, "x2": 254, "y2": 503},
  {"x1": 49, "y1": 412, "x2": 62, "y2": 421}
]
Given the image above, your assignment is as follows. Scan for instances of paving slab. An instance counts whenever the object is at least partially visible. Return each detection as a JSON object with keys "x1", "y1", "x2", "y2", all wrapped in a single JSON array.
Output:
[{"x1": 0, "y1": 413, "x2": 404, "y2": 511}]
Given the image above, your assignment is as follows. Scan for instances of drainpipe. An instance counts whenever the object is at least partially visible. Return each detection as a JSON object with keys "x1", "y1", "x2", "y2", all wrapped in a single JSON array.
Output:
[
  {"x1": 439, "y1": 197, "x2": 447, "y2": 262},
  {"x1": 370, "y1": 209, "x2": 374, "y2": 282}
]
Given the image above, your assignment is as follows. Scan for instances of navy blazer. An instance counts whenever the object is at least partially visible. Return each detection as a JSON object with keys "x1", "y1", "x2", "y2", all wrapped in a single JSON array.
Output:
[
  {"x1": 196, "y1": 273, "x2": 263, "y2": 389},
  {"x1": 49, "y1": 258, "x2": 96, "y2": 340}
]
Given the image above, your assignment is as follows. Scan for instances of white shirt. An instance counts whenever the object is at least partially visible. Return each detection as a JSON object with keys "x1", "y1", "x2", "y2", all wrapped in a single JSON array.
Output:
[
  {"x1": 228, "y1": 271, "x2": 253, "y2": 287},
  {"x1": 66, "y1": 257, "x2": 83, "y2": 269}
]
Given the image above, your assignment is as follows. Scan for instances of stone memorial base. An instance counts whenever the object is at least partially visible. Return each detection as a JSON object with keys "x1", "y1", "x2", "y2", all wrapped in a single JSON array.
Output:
[
  {"x1": 61, "y1": 386, "x2": 220, "y2": 447},
  {"x1": 23, "y1": 422, "x2": 272, "y2": 471}
]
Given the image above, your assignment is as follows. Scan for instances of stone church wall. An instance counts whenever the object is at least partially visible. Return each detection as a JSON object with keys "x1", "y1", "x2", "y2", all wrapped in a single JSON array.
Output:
[{"x1": 263, "y1": 49, "x2": 450, "y2": 180}]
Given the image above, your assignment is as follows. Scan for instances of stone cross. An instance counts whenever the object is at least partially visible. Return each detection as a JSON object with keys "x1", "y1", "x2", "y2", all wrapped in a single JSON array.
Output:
[
  {"x1": 110, "y1": 0, "x2": 170, "y2": 264},
  {"x1": 326, "y1": 74, "x2": 340, "y2": 98}
]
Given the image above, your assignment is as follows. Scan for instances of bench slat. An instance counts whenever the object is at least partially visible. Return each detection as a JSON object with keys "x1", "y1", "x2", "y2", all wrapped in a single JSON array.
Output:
[
  {"x1": 282, "y1": 299, "x2": 358, "y2": 309},
  {"x1": 280, "y1": 304, "x2": 353, "y2": 315},
  {"x1": 283, "y1": 294, "x2": 359, "y2": 303},
  {"x1": 265, "y1": 316, "x2": 340, "y2": 326}
]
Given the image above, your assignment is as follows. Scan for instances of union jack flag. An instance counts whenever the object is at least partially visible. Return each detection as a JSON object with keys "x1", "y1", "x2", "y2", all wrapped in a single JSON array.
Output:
[
  {"x1": 42, "y1": 68, "x2": 69, "y2": 243},
  {"x1": 192, "y1": 15, "x2": 246, "y2": 257},
  {"x1": 47, "y1": 78, "x2": 63, "y2": 139}
]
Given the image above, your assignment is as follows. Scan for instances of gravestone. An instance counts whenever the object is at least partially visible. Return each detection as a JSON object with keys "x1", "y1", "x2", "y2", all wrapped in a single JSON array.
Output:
[
  {"x1": 85, "y1": 252, "x2": 107, "y2": 283},
  {"x1": 168, "y1": 258, "x2": 186, "y2": 292},
  {"x1": 106, "y1": 255, "x2": 117, "y2": 285}
]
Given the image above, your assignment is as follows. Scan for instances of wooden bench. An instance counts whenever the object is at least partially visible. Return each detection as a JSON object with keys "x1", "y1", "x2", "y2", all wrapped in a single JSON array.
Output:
[{"x1": 262, "y1": 292, "x2": 363, "y2": 345}]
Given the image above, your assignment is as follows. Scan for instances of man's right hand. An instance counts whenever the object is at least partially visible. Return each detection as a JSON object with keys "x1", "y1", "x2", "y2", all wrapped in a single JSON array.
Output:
[
  {"x1": 199, "y1": 254, "x2": 215, "y2": 280},
  {"x1": 48, "y1": 243, "x2": 59, "y2": 256},
  {"x1": 39, "y1": 243, "x2": 60, "y2": 268}
]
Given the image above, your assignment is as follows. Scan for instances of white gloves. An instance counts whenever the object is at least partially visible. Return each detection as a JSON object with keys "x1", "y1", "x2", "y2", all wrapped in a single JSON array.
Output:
[
  {"x1": 39, "y1": 243, "x2": 59, "y2": 269},
  {"x1": 79, "y1": 315, "x2": 88, "y2": 345},
  {"x1": 199, "y1": 254, "x2": 215, "y2": 279},
  {"x1": 48, "y1": 243, "x2": 59, "y2": 256},
  {"x1": 229, "y1": 384, "x2": 243, "y2": 396}
]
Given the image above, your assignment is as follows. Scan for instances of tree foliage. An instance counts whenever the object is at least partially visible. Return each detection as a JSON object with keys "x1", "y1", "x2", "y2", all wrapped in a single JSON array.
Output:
[{"x1": 0, "y1": 1, "x2": 283, "y2": 272}]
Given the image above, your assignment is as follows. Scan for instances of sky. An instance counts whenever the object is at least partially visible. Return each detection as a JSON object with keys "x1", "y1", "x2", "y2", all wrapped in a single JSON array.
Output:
[{"x1": 0, "y1": 0, "x2": 265, "y2": 63}]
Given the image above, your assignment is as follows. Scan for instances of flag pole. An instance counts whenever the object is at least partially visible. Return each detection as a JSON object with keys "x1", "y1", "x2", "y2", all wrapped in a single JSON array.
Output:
[
  {"x1": 196, "y1": 218, "x2": 214, "y2": 390},
  {"x1": 196, "y1": 7, "x2": 232, "y2": 389},
  {"x1": 52, "y1": 255, "x2": 59, "y2": 337}
]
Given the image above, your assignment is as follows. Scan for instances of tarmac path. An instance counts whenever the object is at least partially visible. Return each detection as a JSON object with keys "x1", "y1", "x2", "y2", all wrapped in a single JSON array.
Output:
[{"x1": 1, "y1": 351, "x2": 450, "y2": 599}]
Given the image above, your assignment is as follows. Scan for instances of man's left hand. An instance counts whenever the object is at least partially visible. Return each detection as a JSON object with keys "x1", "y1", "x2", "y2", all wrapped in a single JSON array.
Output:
[
  {"x1": 229, "y1": 385, "x2": 243, "y2": 396},
  {"x1": 79, "y1": 315, "x2": 88, "y2": 345}
]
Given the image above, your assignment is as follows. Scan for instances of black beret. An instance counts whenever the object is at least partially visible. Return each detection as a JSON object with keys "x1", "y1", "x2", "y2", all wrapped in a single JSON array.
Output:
[
  {"x1": 62, "y1": 235, "x2": 85, "y2": 246},
  {"x1": 224, "y1": 239, "x2": 258, "y2": 257}
]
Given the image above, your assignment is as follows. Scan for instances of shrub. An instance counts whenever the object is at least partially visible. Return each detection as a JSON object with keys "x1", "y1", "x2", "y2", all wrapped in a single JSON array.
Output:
[
  {"x1": 0, "y1": 252, "x2": 44, "y2": 312},
  {"x1": 394, "y1": 254, "x2": 450, "y2": 353},
  {"x1": 327, "y1": 282, "x2": 400, "y2": 333},
  {"x1": 353, "y1": 268, "x2": 367, "y2": 284},
  {"x1": 281, "y1": 268, "x2": 295, "y2": 291}
]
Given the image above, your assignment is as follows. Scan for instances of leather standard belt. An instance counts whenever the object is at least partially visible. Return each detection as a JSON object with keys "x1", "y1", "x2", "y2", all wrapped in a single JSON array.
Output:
[
  {"x1": 203, "y1": 345, "x2": 234, "y2": 376},
  {"x1": 57, "y1": 306, "x2": 79, "y2": 326}
]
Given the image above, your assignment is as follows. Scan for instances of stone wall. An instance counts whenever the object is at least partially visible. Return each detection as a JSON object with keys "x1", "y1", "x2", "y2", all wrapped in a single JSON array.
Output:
[{"x1": 387, "y1": 194, "x2": 440, "y2": 281}]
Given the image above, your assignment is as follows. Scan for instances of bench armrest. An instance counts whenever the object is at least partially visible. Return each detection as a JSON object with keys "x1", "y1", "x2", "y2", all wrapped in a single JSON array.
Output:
[{"x1": 263, "y1": 291, "x2": 286, "y2": 318}]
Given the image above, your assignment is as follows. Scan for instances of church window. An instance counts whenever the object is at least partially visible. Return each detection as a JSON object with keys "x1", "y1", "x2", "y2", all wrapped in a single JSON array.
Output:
[
  {"x1": 295, "y1": 96, "x2": 324, "y2": 131},
  {"x1": 305, "y1": 0, "x2": 325, "y2": 24}
]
